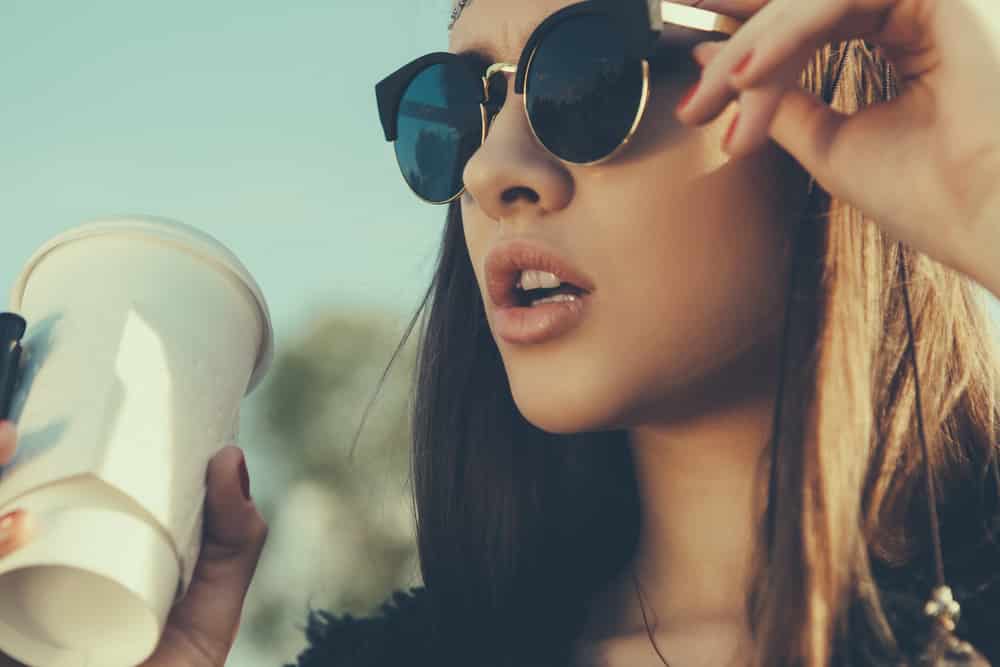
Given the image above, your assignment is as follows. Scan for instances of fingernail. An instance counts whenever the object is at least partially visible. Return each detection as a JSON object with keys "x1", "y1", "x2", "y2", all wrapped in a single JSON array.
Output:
[
  {"x1": 723, "y1": 112, "x2": 740, "y2": 151},
  {"x1": 238, "y1": 454, "x2": 251, "y2": 502},
  {"x1": 730, "y1": 50, "x2": 753, "y2": 77},
  {"x1": 0, "y1": 509, "x2": 24, "y2": 545},
  {"x1": 690, "y1": 48, "x2": 705, "y2": 70},
  {"x1": 675, "y1": 81, "x2": 700, "y2": 113}
]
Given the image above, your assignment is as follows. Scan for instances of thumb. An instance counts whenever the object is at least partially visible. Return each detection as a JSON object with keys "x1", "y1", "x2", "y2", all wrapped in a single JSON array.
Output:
[
  {"x1": 149, "y1": 446, "x2": 269, "y2": 666},
  {"x1": 689, "y1": 28, "x2": 917, "y2": 226},
  {"x1": 767, "y1": 85, "x2": 912, "y2": 223}
]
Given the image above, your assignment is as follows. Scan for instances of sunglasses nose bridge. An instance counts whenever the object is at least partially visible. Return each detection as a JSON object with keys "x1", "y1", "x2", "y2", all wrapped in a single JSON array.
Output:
[
  {"x1": 482, "y1": 62, "x2": 518, "y2": 102},
  {"x1": 484, "y1": 62, "x2": 517, "y2": 81},
  {"x1": 481, "y1": 62, "x2": 518, "y2": 139}
]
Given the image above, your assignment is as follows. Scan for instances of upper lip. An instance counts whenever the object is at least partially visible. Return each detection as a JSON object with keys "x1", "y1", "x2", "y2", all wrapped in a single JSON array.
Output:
[{"x1": 485, "y1": 238, "x2": 596, "y2": 308}]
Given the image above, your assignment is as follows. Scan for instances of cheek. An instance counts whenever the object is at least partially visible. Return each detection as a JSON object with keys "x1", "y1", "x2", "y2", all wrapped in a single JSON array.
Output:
[
  {"x1": 508, "y1": 148, "x2": 797, "y2": 432},
  {"x1": 462, "y1": 204, "x2": 490, "y2": 294},
  {"x1": 609, "y1": 198, "x2": 788, "y2": 395},
  {"x1": 583, "y1": 144, "x2": 799, "y2": 423},
  {"x1": 481, "y1": 171, "x2": 795, "y2": 436},
  {"x1": 456, "y1": 68, "x2": 806, "y2": 434}
]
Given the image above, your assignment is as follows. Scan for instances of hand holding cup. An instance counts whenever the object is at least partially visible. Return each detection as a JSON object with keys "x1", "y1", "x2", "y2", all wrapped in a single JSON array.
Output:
[
  {"x1": 0, "y1": 422, "x2": 30, "y2": 667},
  {"x1": 0, "y1": 420, "x2": 269, "y2": 667},
  {"x1": 0, "y1": 423, "x2": 31, "y2": 556},
  {"x1": 0, "y1": 216, "x2": 275, "y2": 665}
]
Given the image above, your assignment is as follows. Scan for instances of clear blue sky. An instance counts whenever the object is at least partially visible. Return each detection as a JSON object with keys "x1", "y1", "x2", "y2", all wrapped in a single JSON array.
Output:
[{"x1": 0, "y1": 0, "x2": 452, "y2": 338}]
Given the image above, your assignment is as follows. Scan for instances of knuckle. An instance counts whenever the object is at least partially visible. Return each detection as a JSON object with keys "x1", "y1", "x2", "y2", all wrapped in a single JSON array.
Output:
[
  {"x1": 254, "y1": 518, "x2": 270, "y2": 543},
  {"x1": 0, "y1": 511, "x2": 27, "y2": 554},
  {"x1": 169, "y1": 621, "x2": 229, "y2": 667}
]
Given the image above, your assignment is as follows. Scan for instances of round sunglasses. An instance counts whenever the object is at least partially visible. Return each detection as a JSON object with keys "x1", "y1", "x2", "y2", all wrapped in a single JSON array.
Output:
[{"x1": 375, "y1": 0, "x2": 742, "y2": 205}]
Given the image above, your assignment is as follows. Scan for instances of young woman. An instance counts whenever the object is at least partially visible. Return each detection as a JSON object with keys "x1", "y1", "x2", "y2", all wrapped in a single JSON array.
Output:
[{"x1": 2, "y1": 1, "x2": 999, "y2": 666}]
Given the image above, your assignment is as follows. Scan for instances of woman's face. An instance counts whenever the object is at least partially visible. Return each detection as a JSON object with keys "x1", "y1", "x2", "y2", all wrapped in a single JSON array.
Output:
[{"x1": 454, "y1": 0, "x2": 810, "y2": 434}]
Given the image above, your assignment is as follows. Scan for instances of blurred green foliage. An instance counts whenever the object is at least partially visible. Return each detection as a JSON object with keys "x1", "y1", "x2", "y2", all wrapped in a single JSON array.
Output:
[{"x1": 235, "y1": 308, "x2": 423, "y2": 665}]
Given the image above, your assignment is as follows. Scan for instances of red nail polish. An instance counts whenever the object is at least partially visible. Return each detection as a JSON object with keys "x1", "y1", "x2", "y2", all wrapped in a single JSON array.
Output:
[
  {"x1": 724, "y1": 112, "x2": 739, "y2": 150},
  {"x1": 676, "y1": 81, "x2": 700, "y2": 113},
  {"x1": 238, "y1": 455, "x2": 251, "y2": 501},
  {"x1": 731, "y1": 51, "x2": 753, "y2": 76}
]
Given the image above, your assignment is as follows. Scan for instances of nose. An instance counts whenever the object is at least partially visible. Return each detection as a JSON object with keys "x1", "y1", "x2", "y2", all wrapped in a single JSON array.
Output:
[{"x1": 461, "y1": 73, "x2": 574, "y2": 220}]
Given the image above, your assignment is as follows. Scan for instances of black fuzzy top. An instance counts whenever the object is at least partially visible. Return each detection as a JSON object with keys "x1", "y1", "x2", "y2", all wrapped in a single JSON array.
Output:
[
  {"x1": 284, "y1": 564, "x2": 1000, "y2": 667},
  {"x1": 284, "y1": 480, "x2": 1000, "y2": 666}
]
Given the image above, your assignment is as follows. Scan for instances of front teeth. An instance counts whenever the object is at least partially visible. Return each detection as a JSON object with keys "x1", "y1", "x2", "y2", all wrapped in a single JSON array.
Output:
[
  {"x1": 517, "y1": 270, "x2": 561, "y2": 291},
  {"x1": 532, "y1": 293, "x2": 578, "y2": 306}
]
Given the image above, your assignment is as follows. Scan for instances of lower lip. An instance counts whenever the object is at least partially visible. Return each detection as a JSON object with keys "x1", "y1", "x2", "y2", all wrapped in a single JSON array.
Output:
[{"x1": 491, "y1": 294, "x2": 591, "y2": 345}]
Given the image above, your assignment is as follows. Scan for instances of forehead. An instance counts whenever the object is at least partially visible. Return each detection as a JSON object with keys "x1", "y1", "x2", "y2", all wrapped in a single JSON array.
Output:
[{"x1": 448, "y1": 0, "x2": 579, "y2": 60}]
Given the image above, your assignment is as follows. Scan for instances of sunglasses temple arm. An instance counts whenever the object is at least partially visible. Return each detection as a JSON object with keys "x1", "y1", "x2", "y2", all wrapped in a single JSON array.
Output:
[
  {"x1": 652, "y1": 1, "x2": 744, "y2": 38},
  {"x1": 646, "y1": 0, "x2": 665, "y2": 33}
]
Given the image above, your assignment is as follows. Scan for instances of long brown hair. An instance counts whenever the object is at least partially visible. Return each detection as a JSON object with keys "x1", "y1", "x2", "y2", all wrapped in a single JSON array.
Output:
[
  {"x1": 744, "y1": 39, "x2": 1000, "y2": 667},
  {"x1": 357, "y1": 37, "x2": 1000, "y2": 667}
]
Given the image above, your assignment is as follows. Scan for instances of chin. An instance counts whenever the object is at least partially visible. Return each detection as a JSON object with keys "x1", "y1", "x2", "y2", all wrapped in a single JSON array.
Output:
[{"x1": 507, "y1": 372, "x2": 627, "y2": 435}]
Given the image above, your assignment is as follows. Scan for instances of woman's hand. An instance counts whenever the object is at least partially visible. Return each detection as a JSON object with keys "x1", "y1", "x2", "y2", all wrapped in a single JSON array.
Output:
[
  {"x1": 0, "y1": 421, "x2": 269, "y2": 667},
  {"x1": 672, "y1": 0, "x2": 1000, "y2": 296},
  {"x1": 0, "y1": 423, "x2": 32, "y2": 555},
  {"x1": 139, "y1": 444, "x2": 268, "y2": 667},
  {"x1": 0, "y1": 422, "x2": 33, "y2": 667}
]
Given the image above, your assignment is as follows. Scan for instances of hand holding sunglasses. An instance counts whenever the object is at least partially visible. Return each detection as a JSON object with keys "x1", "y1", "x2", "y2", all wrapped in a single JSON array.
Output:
[
  {"x1": 375, "y1": 0, "x2": 743, "y2": 205},
  {"x1": 674, "y1": 0, "x2": 1000, "y2": 300}
]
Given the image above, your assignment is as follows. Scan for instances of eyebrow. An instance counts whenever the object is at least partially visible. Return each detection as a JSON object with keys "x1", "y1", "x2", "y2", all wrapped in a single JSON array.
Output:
[{"x1": 453, "y1": 45, "x2": 496, "y2": 65}]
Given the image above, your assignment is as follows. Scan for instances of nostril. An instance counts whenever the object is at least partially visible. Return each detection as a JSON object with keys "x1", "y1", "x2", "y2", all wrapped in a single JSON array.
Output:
[{"x1": 501, "y1": 187, "x2": 539, "y2": 204}]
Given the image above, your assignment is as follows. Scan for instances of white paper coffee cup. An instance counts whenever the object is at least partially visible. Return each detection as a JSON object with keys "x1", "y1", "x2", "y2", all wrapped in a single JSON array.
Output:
[{"x1": 0, "y1": 215, "x2": 274, "y2": 666}]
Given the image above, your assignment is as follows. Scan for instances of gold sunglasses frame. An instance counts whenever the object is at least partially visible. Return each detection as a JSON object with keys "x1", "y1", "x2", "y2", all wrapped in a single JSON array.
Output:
[{"x1": 421, "y1": 1, "x2": 742, "y2": 205}]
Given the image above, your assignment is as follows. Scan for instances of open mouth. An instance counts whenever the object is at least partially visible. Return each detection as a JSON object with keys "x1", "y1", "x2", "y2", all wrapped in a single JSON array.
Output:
[
  {"x1": 493, "y1": 278, "x2": 592, "y2": 345},
  {"x1": 513, "y1": 282, "x2": 588, "y2": 308},
  {"x1": 485, "y1": 238, "x2": 596, "y2": 311}
]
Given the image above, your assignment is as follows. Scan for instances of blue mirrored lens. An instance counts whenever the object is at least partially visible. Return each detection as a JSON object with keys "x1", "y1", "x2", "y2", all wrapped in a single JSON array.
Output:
[{"x1": 395, "y1": 62, "x2": 483, "y2": 203}]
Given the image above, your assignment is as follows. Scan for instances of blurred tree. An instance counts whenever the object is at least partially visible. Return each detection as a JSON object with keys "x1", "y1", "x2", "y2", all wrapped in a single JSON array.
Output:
[{"x1": 233, "y1": 308, "x2": 422, "y2": 666}]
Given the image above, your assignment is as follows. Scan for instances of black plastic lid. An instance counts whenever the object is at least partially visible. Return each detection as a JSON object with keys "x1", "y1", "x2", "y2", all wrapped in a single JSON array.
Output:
[{"x1": 0, "y1": 313, "x2": 26, "y2": 344}]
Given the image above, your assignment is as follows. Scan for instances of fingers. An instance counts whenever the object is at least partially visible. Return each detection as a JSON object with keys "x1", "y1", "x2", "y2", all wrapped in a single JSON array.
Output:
[
  {"x1": 677, "y1": 0, "x2": 893, "y2": 130},
  {"x1": 724, "y1": 85, "x2": 785, "y2": 155},
  {"x1": 0, "y1": 509, "x2": 31, "y2": 558},
  {"x1": 690, "y1": 35, "x2": 811, "y2": 157},
  {"x1": 0, "y1": 422, "x2": 31, "y2": 559},
  {"x1": 697, "y1": 38, "x2": 904, "y2": 219},
  {"x1": 0, "y1": 421, "x2": 17, "y2": 466},
  {"x1": 692, "y1": 38, "x2": 727, "y2": 65},
  {"x1": 768, "y1": 85, "x2": 918, "y2": 227},
  {"x1": 675, "y1": 0, "x2": 791, "y2": 126},
  {"x1": 684, "y1": 7, "x2": 917, "y2": 227},
  {"x1": 725, "y1": 3, "x2": 846, "y2": 92},
  {"x1": 153, "y1": 446, "x2": 268, "y2": 667}
]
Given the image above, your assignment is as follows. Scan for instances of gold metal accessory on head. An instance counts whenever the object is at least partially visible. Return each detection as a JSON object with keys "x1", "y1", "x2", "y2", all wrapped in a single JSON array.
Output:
[{"x1": 449, "y1": 0, "x2": 472, "y2": 30}]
